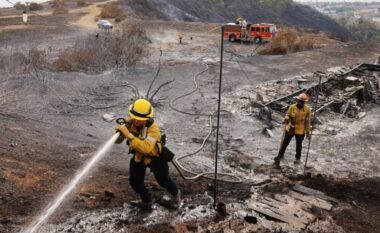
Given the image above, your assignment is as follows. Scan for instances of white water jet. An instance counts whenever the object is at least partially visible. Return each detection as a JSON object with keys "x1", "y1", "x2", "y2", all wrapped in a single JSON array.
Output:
[{"x1": 23, "y1": 133, "x2": 120, "y2": 233}]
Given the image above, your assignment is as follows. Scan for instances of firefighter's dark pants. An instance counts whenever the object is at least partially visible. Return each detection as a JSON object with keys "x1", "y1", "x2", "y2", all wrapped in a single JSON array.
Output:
[
  {"x1": 129, "y1": 156, "x2": 178, "y2": 203},
  {"x1": 275, "y1": 132, "x2": 305, "y2": 161}
]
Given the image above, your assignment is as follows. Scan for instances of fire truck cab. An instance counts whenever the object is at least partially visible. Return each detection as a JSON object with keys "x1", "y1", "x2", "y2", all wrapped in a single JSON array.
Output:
[{"x1": 224, "y1": 22, "x2": 277, "y2": 44}]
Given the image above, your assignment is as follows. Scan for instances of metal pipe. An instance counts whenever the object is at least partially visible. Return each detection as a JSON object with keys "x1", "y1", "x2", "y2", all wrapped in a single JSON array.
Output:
[
  {"x1": 214, "y1": 25, "x2": 225, "y2": 208},
  {"x1": 276, "y1": 125, "x2": 287, "y2": 161}
]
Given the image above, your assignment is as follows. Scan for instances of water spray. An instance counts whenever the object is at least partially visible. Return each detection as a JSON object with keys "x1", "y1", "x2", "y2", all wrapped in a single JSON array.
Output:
[{"x1": 23, "y1": 133, "x2": 120, "y2": 233}]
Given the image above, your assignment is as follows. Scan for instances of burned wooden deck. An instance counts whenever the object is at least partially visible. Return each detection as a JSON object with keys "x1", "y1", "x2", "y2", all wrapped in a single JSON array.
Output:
[{"x1": 248, "y1": 184, "x2": 337, "y2": 230}]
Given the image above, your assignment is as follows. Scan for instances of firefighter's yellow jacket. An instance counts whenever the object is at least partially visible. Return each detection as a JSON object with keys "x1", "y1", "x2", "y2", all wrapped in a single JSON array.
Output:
[
  {"x1": 285, "y1": 104, "x2": 311, "y2": 135},
  {"x1": 116, "y1": 119, "x2": 161, "y2": 165}
]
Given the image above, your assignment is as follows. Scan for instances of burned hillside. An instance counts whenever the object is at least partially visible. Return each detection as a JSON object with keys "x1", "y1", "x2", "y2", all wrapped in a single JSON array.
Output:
[{"x1": 120, "y1": 0, "x2": 351, "y2": 39}]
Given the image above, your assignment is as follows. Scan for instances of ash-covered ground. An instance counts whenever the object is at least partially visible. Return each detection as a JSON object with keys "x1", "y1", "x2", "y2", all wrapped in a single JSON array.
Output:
[{"x1": 1, "y1": 1, "x2": 380, "y2": 233}]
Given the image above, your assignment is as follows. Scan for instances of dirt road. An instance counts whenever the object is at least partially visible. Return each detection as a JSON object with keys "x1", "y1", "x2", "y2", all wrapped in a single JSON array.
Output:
[
  {"x1": 0, "y1": 0, "x2": 115, "y2": 32},
  {"x1": 74, "y1": 0, "x2": 117, "y2": 29},
  {"x1": 0, "y1": 24, "x2": 30, "y2": 32}
]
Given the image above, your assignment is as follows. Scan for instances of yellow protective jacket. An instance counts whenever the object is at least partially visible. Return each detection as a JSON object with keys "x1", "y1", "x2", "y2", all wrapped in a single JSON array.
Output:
[
  {"x1": 284, "y1": 104, "x2": 311, "y2": 135},
  {"x1": 115, "y1": 119, "x2": 161, "y2": 165}
]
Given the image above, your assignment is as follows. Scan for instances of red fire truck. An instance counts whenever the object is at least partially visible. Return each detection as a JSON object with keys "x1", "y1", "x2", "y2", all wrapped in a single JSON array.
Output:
[{"x1": 224, "y1": 23, "x2": 277, "y2": 44}]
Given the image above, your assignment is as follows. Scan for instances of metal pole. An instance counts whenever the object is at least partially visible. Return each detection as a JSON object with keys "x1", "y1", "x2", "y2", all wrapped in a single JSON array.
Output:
[
  {"x1": 214, "y1": 25, "x2": 224, "y2": 209},
  {"x1": 304, "y1": 76, "x2": 322, "y2": 174}
]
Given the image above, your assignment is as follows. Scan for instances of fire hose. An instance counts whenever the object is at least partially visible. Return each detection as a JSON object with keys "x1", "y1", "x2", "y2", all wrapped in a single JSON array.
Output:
[{"x1": 169, "y1": 62, "x2": 242, "y2": 183}]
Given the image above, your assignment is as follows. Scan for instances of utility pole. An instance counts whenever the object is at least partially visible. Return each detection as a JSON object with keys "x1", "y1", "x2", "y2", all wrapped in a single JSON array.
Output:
[{"x1": 214, "y1": 25, "x2": 225, "y2": 209}]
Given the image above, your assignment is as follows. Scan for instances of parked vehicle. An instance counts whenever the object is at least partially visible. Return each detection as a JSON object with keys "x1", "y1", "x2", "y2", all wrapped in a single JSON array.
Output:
[
  {"x1": 97, "y1": 20, "x2": 113, "y2": 30},
  {"x1": 224, "y1": 22, "x2": 277, "y2": 44}
]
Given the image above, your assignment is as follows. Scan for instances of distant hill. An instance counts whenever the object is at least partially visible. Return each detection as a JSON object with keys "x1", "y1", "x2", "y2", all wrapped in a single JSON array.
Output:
[{"x1": 121, "y1": 0, "x2": 351, "y2": 39}]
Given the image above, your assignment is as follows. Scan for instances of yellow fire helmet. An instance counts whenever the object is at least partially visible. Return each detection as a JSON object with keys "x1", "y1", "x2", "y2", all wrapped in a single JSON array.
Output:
[
  {"x1": 128, "y1": 99, "x2": 154, "y2": 121},
  {"x1": 296, "y1": 93, "x2": 309, "y2": 102}
]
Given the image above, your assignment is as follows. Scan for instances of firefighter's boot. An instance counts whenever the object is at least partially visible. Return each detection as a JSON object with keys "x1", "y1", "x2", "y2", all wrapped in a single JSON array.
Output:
[
  {"x1": 273, "y1": 157, "x2": 281, "y2": 168},
  {"x1": 171, "y1": 190, "x2": 181, "y2": 209},
  {"x1": 130, "y1": 200, "x2": 152, "y2": 211},
  {"x1": 294, "y1": 159, "x2": 301, "y2": 165}
]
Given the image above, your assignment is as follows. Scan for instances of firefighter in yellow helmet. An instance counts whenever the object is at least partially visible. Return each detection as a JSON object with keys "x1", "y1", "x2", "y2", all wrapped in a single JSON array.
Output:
[
  {"x1": 114, "y1": 99, "x2": 180, "y2": 210},
  {"x1": 235, "y1": 16, "x2": 244, "y2": 25},
  {"x1": 274, "y1": 93, "x2": 311, "y2": 168},
  {"x1": 178, "y1": 32, "x2": 184, "y2": 44}
]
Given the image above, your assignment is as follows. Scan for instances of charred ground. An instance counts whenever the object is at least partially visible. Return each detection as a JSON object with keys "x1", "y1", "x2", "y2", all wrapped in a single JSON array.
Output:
[{"x1": 0, "y1": 1, "x2": 380, "y2": 233}]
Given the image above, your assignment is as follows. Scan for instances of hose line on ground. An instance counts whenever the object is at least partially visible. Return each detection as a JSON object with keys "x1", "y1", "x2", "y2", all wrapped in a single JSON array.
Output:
[
  {"x1": 169, "y1": 62, "x2": 242, "y2": 183},
  {"x1": 169, "y1": 63, "x2": 211, "y2": 116}
]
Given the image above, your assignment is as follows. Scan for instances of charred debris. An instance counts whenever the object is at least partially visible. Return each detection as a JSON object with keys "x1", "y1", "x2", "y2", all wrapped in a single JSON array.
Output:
[{"x1": 245, "y1": 62, "x2": 380, "y2": 135}]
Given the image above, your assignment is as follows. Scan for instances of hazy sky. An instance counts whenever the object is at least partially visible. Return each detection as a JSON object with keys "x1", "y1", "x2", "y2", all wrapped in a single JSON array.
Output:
[
  {"x1": 0, "y1": 0, "x2": 48, "y2": 8},
  {"x1": 2, "y1": 0, "x2": 380, "y2": 8},
  {"x1": 296, "y1": 0, "x2": 380, "y2": 2}
]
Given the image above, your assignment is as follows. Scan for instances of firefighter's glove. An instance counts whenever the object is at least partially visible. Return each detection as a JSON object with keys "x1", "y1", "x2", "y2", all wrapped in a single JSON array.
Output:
[
  {"x1": 113, "y1": 130, "x2": 125, "y2": 144},
  {"x1": 288, "y1": 126, "x2": 295, "y2": 136},
  {"x1": 115, "y1": 125, "x2": 135, "y2": 141},
  {"x1": 112, "y1": 130, "x2": 119, "y2": 136}
]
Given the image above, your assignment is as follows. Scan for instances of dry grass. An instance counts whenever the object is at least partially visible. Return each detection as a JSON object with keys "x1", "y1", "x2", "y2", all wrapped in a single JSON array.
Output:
[
  {"x1": 54, "y1": 23, "x2": 148, "y2": 72},
  {"x1": 3, "y1": 169, "x2": 42, "y2": 190},
  {"x1": 50, "y1": 0, "x2": 64, "y2": 8},
  {"x1": 0, "y1": 48, "x2": 51, "y2": 74},
  {"x1": 2, "y1": 23, "x2": 147, "y2": 74},
  {"x1": 1, "y1": 158, "x2": 55, "y2": 191},
  {"x1": 76, "y1": 0, "x2": 88, "y2": 7},
  {"x1": 54, "y1": 51, "x2": 74, "y2": 72},
  {"x1": 52, "y1": 5, "x2": 69, "y2": 14},
  {"x1": 14, "y1": 2, "x2": 25, "y2": 10},
  {"x1": 51, "y1": 0, "x2": 69, "y2": 15},
  {"x1": 259, "y1": 29, "x2": 326, "y2": 55},
  {"x1": 28, "y1": 49, "x2": 47, "y2": 70},
  {"x1": 99, "y1": 3, "x2": 126, "y2": 21},
  {"x1": 0, "y1": 53, "x2": 28, "y2": 74}
]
